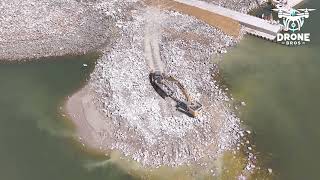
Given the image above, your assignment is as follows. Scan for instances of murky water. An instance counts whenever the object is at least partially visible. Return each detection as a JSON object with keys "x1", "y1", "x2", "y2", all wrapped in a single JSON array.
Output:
[
  {"x1": 220, "y1": 1, "x2": 320, "y2": 179},
  {"x1": 0, "y1": 54, "x2": 252, "y2": 180},
  {"x1": 0, "y1": 55, "x2": 135, "y2": 180},
  {"x1": 0, "y1": 1, "x2": 319, "y2": 179}
]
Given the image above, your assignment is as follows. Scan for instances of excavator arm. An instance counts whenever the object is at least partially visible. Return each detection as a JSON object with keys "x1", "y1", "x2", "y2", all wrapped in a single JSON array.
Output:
[{"x1": 150, "y1": 71, "x2": 202, "y2": 117}]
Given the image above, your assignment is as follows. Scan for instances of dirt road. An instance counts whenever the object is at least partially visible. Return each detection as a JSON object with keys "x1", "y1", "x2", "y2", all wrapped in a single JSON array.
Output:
[{"x1": 144, "y1": 8, "x2": 165, "y2": 73}]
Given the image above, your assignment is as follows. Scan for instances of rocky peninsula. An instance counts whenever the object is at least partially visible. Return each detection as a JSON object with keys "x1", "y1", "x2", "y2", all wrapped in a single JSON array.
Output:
[{"x1": 1, "y1": 0, "x2": 262, "y2": 169}]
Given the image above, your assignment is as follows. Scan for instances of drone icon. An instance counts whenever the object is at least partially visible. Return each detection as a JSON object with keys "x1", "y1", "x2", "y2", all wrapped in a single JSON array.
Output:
[{"x1": 273, "y1": 8, "x2": 316, "y2": 32}]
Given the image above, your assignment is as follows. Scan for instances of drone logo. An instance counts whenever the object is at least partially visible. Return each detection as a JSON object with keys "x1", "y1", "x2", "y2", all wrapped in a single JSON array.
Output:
[
  {"x1": 273, "y1": 8, "x2": 316, "y2": 45},
  {"x1": 273, "y1": 8, "x2": 316, "y2": 32}
]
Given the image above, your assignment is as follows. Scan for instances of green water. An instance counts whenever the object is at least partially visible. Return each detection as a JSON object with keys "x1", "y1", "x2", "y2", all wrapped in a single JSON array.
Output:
[
  {"x1": 0, "y1": 1, "x2": 319, "y2": 180},
  {"x1": 0, "y1": 55, "x2": 134, "y2": 180},
  {"x1": 220, "y1": 1, "x2": 320, "y2": 179}
]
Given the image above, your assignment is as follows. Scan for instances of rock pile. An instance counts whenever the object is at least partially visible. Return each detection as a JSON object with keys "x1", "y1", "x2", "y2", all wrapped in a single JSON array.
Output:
[
  {"x1": 1, "y1": 0, "x2": 257, "y2": 168},
  {"x1": 0, "y1": 0, "x2": 111, "y2": 60},
  {"x1": 88, "y1": 1, "x2": 245, "y2": 167}
]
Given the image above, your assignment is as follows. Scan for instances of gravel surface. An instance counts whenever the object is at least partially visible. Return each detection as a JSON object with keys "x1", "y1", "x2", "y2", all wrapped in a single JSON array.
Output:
[
  {"x1": 0, "y1": 0, "x2": 259, "y2": 61},
  {"x1": 0, "y1": 0, "x2": 112, "y2": 60},
  {"x1": 87, "y1": 0, "x2": 248, "y2": 167},
  {"x1": 203, "y1": 0, "x2": 265, "y2": 13},
  {"x1": 1, "y1": 0, "x2": 257, "y2": 169}
]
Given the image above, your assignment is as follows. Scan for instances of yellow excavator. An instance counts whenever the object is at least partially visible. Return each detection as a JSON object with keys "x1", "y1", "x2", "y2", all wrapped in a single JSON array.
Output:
[{"x1": 150, "y1": 71, "x2": 202, "y2": 118}]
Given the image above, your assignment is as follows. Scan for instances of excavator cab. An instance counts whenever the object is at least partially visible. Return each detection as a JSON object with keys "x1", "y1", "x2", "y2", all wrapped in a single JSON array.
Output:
[
  {"x1": 150, "y1": 71, "x2": 202, "y2": 118},
  {"x1": 187, "y1": 101, "x2": 203, "y2": 117},
  {"x1": 176, "y1": 100, "x2": 202, "y2": 118}
]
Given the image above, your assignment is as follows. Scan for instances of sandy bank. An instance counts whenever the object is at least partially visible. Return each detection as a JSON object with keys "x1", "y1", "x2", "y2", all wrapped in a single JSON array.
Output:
[{"x1": 65, "y1": 86, "x2": 114, "y2": 151}]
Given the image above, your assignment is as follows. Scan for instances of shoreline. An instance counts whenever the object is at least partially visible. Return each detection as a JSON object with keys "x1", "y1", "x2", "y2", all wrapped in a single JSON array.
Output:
[
  {"x1": 64, "y1": 6, "x2": 242, "y2": 170},
  {"x1": 1, "y1": 0, "x2": 286, "y2": 175},
  {"x1": 2, "y1": 0, "x2": 246, "y2": 170},
  {"x1": 0, "y1": 0, "x2": 307, "y2": 178},
  {"x1": 82, "y1": 1, "x2": 245, "y2": 168},
  {"x1": 63, "y1": 84, "x2": 240, "y2": 179},
  {"x1": 64, "y1": 86, "x2": 110, "y2": 152}
]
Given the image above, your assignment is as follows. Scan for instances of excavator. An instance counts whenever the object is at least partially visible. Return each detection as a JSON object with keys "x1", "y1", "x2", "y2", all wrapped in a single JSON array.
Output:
[{"x1": 149, "y1": 71, "x2": 202, "y2": 118}]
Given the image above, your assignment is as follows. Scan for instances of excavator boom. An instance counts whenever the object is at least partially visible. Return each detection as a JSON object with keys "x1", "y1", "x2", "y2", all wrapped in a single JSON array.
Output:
[{"x1": 150, "y1": 71, "x2": 202, "y2": 118}]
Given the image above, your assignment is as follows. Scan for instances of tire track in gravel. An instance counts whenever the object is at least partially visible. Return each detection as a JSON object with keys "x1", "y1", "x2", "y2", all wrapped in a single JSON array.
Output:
[
  {"x1": 144, "y1": 7, "x2": 165, "y2": 73},
  {"x1": 143, "y1": 7, "x2": 176, "y2": 118}
]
